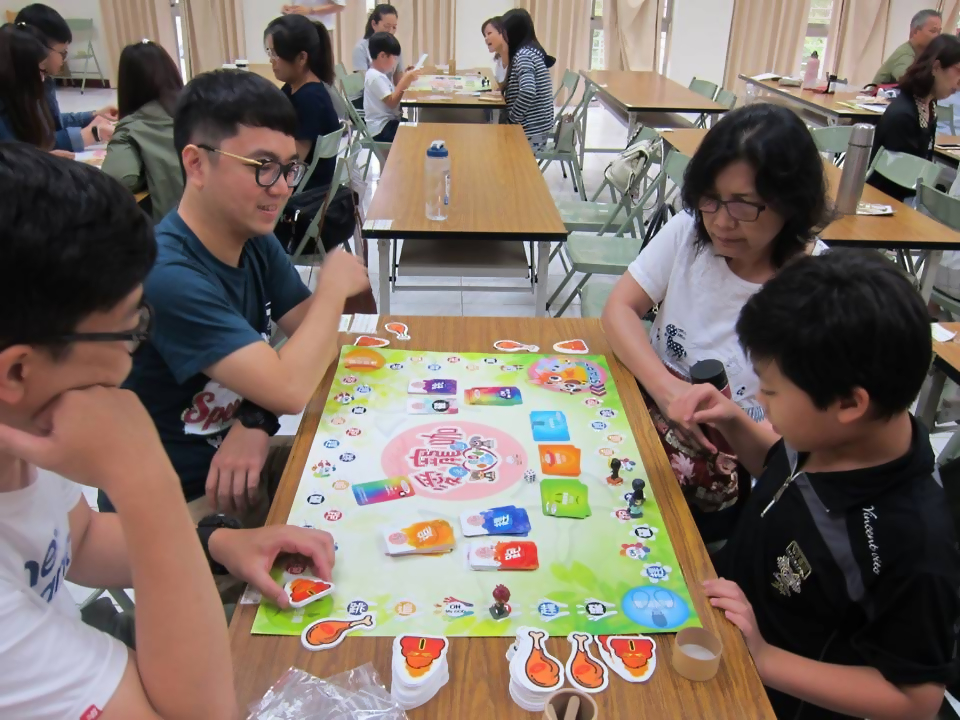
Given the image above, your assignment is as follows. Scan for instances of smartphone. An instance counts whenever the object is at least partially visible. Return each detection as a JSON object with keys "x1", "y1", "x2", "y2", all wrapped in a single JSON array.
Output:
[{"x1": 415, "y1": 53, "x2": 428, "y2": 70}]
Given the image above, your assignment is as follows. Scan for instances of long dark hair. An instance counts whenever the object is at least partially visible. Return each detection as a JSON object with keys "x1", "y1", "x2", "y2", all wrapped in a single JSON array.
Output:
[
  {"x1": 680, "y1": 103, "x2": 833, "y2": 269},
  {"x1": 899, "y1": 33, "x2": 960, "y2": 97},
  {"x1": 364, "y1": 4, "x2": 398, "y2": 39},
  {"x1": 482, "y1": 16, "x2": 505, "y2": 61},
  {"x1": 0, "y1": 23, "x2": 54, "y2": 149},
  {"x1": 117, "y1": 41, "x2": 183, "y2": 119},
  {"x1": 265, "y1": 14, "x2": 334, "y2": 85},
  {"x1": 500, "y1": 8, "x2": 555, "y2": 88}
]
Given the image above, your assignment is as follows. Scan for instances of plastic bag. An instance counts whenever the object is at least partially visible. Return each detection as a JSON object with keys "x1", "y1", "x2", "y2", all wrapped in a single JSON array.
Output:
[{"x1": 247, "y1": 663, "x2": 407, "y2": 720}]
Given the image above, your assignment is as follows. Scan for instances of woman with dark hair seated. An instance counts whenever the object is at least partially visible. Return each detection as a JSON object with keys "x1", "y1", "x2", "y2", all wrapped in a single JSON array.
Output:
[
  {"x1": 499, "y1": 8, "x2": 555, "y2": 149},
  {"x1": 602, "y1": 103, "x2": 833, "y2": 546},
  {"x1": 101, "y1": 40, "x2": 184, "y2": 221},
  {"x1": 868, "y1": 33, "x2": 960, "y2": 202}
]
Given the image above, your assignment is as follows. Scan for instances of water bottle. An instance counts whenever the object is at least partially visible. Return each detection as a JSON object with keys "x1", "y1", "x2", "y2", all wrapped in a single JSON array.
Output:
[
  {"x1": 802, "y1": 51, "x2": 820, "y2": 90},
  {"x1": 835, "y1": 124, "x2": 875, "y2": 215},
  {"x1": 425, "y1": 140, "x2": 450, "y2": 221}
]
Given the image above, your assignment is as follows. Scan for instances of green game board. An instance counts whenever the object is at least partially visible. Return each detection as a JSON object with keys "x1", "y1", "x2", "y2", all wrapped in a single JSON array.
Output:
[
  {"x1": 251, "y1": 347, "x2": 701, "y2": 637},
  {"x1": 408, "y1": 74, "x2": 486, "y2": 93}
]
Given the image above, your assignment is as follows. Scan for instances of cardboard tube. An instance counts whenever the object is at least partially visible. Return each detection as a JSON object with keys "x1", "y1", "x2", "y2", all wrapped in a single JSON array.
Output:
[
  {"x1": 671, "y1": 627, "x2": 723, "y2": 682},
  {"x1": 543, "y1": 689, "x2": 598, "y2": 720}
]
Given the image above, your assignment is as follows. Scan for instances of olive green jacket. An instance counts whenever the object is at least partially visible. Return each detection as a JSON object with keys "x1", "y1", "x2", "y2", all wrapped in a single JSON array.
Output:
[
  {"x1": 101, "y1": 101, "x2": 183, "y2": 221},
  {"x1": 872, "y1": 41, "x2": 916, "y2": 85}
]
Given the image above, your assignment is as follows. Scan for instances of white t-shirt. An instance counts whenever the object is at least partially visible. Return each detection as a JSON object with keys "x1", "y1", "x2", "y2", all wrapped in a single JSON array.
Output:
[
  {"x1": 0, "y1": 468, "x2": 128, "y2": 719},
  {"x1": 628, "y1": 211, "x2": 767, "y2": 420},
  {"x1": 493, "y1": 56, "x2": 507, "y2": 84},
  {"x1": 364, "y1": 67, "x2": 400, "y2": 136},
  {"x1": 308, "y1": 0, "x2": 346, "y2": 31}
]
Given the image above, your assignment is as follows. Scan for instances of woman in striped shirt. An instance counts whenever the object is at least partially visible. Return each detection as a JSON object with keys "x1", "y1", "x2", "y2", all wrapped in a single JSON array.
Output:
[{"x1": 500, "y1": 8, "x2": 555, "y2": 148}]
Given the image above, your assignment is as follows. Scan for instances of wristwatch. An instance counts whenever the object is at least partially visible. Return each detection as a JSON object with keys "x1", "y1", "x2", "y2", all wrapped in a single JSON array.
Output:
[
  {"x1": 236, "y1": 399, "x2": 281, "y2": 437},
  {"x1": 92, "y1": 125, "x2": 101, "y2": 143},
  {"x1": 197, "y1": 514, "x2": 242, "y2": 575}
]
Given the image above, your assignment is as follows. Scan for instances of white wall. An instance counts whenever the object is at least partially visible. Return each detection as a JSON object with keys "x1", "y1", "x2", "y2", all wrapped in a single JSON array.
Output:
[
  {"x1": 884, "y1": 0, "x2": 935, "y2": 59},
  {"x1": 455, "y1": 0, "x2": 513, "y2": 68},
  {"x1": 243, "y1": 0, "x2": 287, "y2": 65},
  {"x1": 41, "y1": 0, "x2": 114, "y2": 83},
  {"x1": 666, "y1": 0, "x2": 735, "y2": 87}
]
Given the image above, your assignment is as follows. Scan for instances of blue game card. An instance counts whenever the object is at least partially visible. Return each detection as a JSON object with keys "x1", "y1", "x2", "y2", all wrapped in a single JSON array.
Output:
[
  {"x1": 460, "y1": 505, "x2": 532, "y2": 537},
  {"x1": 529, "y1": 411, "x2": 571, "y2": 442}
]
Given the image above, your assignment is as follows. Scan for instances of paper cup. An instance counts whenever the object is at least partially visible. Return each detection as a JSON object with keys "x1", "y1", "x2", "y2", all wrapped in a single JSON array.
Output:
[
  {"x1": 671, "y1": 627, "x2": 723, "y2": 682},
  {"x1": 543, "y1": 688, "x2": 598, "y2": 720},
  {"x1": 235, "y1": 58, "x2": 249, "y2": 69},
  {"x1": 221, "y1": 63, "x2": 237, "y2": 70}
]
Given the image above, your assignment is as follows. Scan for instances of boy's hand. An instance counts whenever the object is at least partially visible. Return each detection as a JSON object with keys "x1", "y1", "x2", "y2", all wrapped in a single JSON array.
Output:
[
  {"x1": 0, "y1": 387, "x2": 174, "y2": 494},
  {"x1": 206, "y1": 423, "x2": 270, "y2": 514},
  {"x1": 667, "y1": 383, "x2": 743, "y2": 454},
  {"x1": 653, "y1": 376, "x2": 713, "y2": 452},
  {"x1": 704, "y1": 578, "x2": 771, "y2": 671},
  {"x1": 319, "y1": 249, "x2": 370, "y2": 300},
  {"x1": 208, "y1": 525, "x2": 336, "y2": 607},
  {"x1": 398, "y1": 69, "x2": 421, "y2": 90}
]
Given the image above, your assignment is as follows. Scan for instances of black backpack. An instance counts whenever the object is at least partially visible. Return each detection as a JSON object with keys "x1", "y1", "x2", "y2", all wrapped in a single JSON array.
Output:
[{"x1": 274, "y1": 183, "x2": 359, "y2": 256}]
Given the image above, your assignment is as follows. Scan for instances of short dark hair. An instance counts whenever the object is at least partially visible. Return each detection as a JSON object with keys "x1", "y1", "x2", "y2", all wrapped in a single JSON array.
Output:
[
  {"x1": 680, "y1": 103, "x2": 834, "y2": 268},
  {"x1": 482, "y1": 16, "x2": 504, "y2": 36},
  {"x1": 364, "y1": 4, "x2": 398, "y2": 39},
  {"x1": 737, "y1": 250, "x2": 931, "y2": 418},
  {"x1": 118, "y1": 40, "x2": 184, "y2": 119},
  {"x1": 173, "y1": 69, "x2": 298, "y2": 161},
  {"x1": 899, "y1": 34, "x2": 960, "y2": 96},
  {"x1": 368, "y1": 31, "x2": 401, "y2": 60},
  {"x1": 0, "y1": 144, "x2": 156, "y2": 352},
  {"x1": 0, "y1": 24, "x2": 54, "y2": 149},
  {"x1": 264, "y1": 14, "x2": 335, "y2": 85},
  {"x1": 14, "y1": 3, "x2": 71, "y2": 44}
]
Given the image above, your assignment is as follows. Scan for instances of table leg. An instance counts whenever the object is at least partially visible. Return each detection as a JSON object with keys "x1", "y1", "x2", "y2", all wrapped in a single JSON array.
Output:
[
  {"x1": 490, "y1": 109, "x2": 500, "y2": 124},
  {"x1": 377, "y1": 238, "x2": 391, "y2": 315},
  {"x1": 627, "y1": 111, "x2": 640, "y2": 139},
  {"x1": 535, "y1": 240, "x2": 550, "y2": 317},
  {"x1": 917, "y1": 367, "x2": 946, "y2": 430},
  {"x1": 919, "y1": 250, "x2": 943, "y2": 304}
]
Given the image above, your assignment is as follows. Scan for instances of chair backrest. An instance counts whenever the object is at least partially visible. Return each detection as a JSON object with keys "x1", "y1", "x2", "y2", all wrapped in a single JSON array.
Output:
[
  {"x1": 811, "y1": 125, "x2": 855, "y2": 155},
  {"x1": 938, "y1": 101, "x2": 957, "y2": 135},
  {"x1": 715, "y1": 88, "x2": 737, "y2": 110},
  {"x1": 553, "y1": 69, "x2": 581, "y2": 114},
  {"x1": 868, "y1": 147, "x2": 942, "y2": 192},
  {"x1": 689, "y1": 77, "x2": 718, "y2": 101},
  {"x1": 664, "y1": 150, "x2": 691, "y2": 187},
  {"x1": 293, "y1": 140, "x2": 362, "y2": 261},
  {"x1": 917, "y1": 182, "x2": 960, "y2": 232},
  {"x1": 336, "y1": 63, "x2": 365, "y2": 99},
  {"x1": 294, "y1": 121, "x2": 347, "y2": 196}
]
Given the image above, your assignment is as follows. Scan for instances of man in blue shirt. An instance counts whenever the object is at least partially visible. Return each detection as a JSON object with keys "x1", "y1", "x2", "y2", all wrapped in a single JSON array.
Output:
[
  {"x1": 121, "y1": 69, "x2": 369, "y2": 517},
  {"x1": 14, "y1": 4, "x2": 117, "y2": 151}
]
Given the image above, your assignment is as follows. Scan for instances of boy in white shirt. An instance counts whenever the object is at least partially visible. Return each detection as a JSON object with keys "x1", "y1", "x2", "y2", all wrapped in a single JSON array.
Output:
[
  {"x1": 0, "y1": 144, "x2": 337, "y2": 719},
  {"x1": 363, "y1": 31, "x2": 419, "y2": 142}
]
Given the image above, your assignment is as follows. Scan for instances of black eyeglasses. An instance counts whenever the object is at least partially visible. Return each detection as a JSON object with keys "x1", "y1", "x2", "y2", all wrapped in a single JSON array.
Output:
[
  {"x1": 51, "y1": 301, "x2": 153, "y2": 354},
  {"x1": 197, "y1": 144, "x2": 306, "y2": 188},
  {"x1": 46, "y1": 45, "x2": 68, "y2": 60},
  {"x1": 698, "y1": 196, "x2": 767, "y2": 223}
]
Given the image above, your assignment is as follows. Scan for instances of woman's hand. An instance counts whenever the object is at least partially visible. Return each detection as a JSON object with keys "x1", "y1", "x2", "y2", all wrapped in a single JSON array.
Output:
[{"x1": 653, "y1": 376, "x2": 714, "y2": 452}]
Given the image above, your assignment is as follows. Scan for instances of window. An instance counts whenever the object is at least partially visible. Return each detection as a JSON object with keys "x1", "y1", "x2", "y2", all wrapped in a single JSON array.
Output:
[
  {"x1": 658, "y1": 0, "x2": 673, "y2": 74},
  {"x1": 367, "y1": 0, "x2": 376, "y2": 10},
  {"x1": 802, "y1": 0, "x2": 833, "y2": 72},
  {"x1": 169, "y1": 0, "x2": 187, "y2": 81},
  {"x1": 590, "y1": 0, "x2": 604, "y2": 70}
]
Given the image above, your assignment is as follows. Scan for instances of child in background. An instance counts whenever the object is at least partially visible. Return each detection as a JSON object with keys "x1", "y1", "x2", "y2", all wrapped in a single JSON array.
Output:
[
  {"x1": 670, "y1": 249, "x2": 960, "y2": 720},
  {"x1": 363, "y1": 31, "x2": 418, "y2": 143}
]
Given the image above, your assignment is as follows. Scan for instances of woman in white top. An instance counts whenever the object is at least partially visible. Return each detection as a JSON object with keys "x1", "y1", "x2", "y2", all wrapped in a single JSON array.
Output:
[
  {"x1": 350, "y1": 3, "x2": 403, "y2": 109},
  {"x1": 482, "y1": 16, "x2": 508, "y2": 86},
  {"x1": 602, "y1": 103, "x2": 833, "y2": 543}
]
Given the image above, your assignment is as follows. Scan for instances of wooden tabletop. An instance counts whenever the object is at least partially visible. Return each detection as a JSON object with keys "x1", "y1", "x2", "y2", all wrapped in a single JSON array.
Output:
[
  {"x1": 936, "y1": 134, "x2": 960, "y2": 165},
  {"x1": 934, "y1": 323, "x2": 960, "y2": 381},
  {"x1": 228, "y1": 316, "x2": 775, "y2": 719},
  {"x1": 582, "y1": 70, "x2": 728, "y2": 114},
  {"x1": 662, "y1": 128, "x2": 960, "y2": 250},
  {"x1": 403, "y1": 67, "x2": 505, "y2": 109},
  {"x1": 362, "y1": 124, "x2": 568, "y2": 241},
  {"x1": 738, "y1": 77, "x2": 884, "y2": 122}
]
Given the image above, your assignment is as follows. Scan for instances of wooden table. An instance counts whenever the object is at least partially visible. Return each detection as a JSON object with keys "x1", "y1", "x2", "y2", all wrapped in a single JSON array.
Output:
[
  {"x1": 403, "y1": 67, "x2": 504, "y2": 116},
  {"x1": 228, "y1": 316, "x2": 776, "y2": 719},
  {"x1": 661, "y1": 128, "x2": 960, "y2": 301},
  {"x1": 249, "y1": 63, "x2": 285, "y2": 89},
  {"x1": 935, "y1": 134, "x2": 960, "y2": 168},
  {"x1": 916, "y1": 323, "x2": 960, "y2": 462},
  {"x1": 737, "y1": 77, "x2": 885, "y2": 126},
  {"x1": 581, "y1": 70, "x2": 729, "y2": 136},
  {"x1": 361, "y1": 123, "x2": 568, "y2": 316}
]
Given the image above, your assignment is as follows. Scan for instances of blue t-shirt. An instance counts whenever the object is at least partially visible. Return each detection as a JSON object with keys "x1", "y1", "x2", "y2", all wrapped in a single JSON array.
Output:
[
  {"x1": 124, "y1": 211, "x2": 311, "y2": 501},
  {"x1": 282, "y1": 81, "x2": 339, "y2": 192}
]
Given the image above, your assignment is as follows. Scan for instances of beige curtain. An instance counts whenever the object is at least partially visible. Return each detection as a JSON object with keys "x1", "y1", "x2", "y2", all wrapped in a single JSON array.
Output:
[
  {"x1": 181, "y1": 0, "x2": 246, "y2": 77},
  {"x1": 723, "y1": 0, "x2": 810, "y2": 91},
  {"x1": 939, "y1": 0, "x2": 960, "y2": 34},
  {"x1": 391, "y1": 0, "x2": 456, "y2": 67},
  {"x1": 826, "y1": 0, "x2": 891, "y2": 87},
  {"x1": 603, "y1": 0, "x2": 662, "y2": 72},
  {"x1": 332, "y1": 1, "x2": 369, "y2": 69},
  {"x1": 97, "y1": 0, "x2": 178, "y2": 85},
  {"x1": 515, "y1": 0, "x2": 592, "y2": 86}
]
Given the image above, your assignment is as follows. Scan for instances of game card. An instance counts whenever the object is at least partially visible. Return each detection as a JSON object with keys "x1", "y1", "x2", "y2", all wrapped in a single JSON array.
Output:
[
  {"x1": 529, "y1": 411, "x2": 570, "y2": 442},
  {"x1": 538, "y1": 444, "x2": 582, "y2": 476},
  {"x1": 408, "y1": 379, "x2": 457, "y2": 395},
  {"x1": 406, "y1": 397, "x2": 458, "y2": 415},
  {"x1": 540, "y1": 479, "x2": 591, "y2": 518},
  {"x1": 384, "y1": 519, "x2": 456, "y2": 555},
  {"x1": 460, "y1": 505, "x2": 531, "y2": 537},
  {"x1": 468, "y1": 540, "x2": 539, "y2": 570},
  {"x1": 352, "y1": 476, "x2": 416, "y2": 506},
  {"x1": 464, "y1": 386, "x2": 523, "y2": 406}
]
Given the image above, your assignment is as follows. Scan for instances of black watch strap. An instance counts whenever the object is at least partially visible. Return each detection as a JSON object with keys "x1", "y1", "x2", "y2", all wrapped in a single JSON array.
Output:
[
  {"x1": 196, "y1": 514, "x2": 241, "y2": 575},
  {"x1": 236, "y1": 399, "x2": 281, "y2": 437}
]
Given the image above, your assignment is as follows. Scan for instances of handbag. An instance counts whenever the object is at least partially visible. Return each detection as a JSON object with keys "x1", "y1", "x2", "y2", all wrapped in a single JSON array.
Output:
[
  {"x1": 274, "y1": 183, "x2": 359, "y2": 256},
  {"x1": 603, "y1": 139, "x2": 655, "y2": 198}
]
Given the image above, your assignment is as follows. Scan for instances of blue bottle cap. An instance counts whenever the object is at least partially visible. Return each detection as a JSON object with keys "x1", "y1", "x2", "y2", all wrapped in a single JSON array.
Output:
[{"x1": 427, "y1": 140, "x2": 449, "y2": 158}]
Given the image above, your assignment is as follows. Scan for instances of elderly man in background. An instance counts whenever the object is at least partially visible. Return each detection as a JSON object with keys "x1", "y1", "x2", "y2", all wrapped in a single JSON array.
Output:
[{"x1": 870, "y1": 8, "x2": 942, "y2": 86}]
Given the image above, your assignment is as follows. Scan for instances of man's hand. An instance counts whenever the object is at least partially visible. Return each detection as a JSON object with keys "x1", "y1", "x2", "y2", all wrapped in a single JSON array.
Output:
[
  {"x1": 0, "y1": 387, "x2": 174, "y2": 495},
  {"x1": 282, "y1": 4, "x2": 312, "y2": 15},
  {"x1": 318, "y1": 249, "x2": 371, "y2": 301},
  {"x1": 704, "y1": 578, "x2": 771, "y2": 672},
  {"x1": 96, "y1": 105, "x2": 119, "y2": 121},
  {"x1": 207, "y1": 525, "x2": 336, "y2": 607},
  {"x1": 206, "y1": 423, "x2": 270, "y2": 514}
]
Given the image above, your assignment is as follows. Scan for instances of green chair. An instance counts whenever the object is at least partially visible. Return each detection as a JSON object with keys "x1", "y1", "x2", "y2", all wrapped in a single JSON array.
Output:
[
  {"x1": 65, "y1": 19, "x2": 104, "y2": 94},
  {"x1": 336, "y1": 67, "x2": 390, "y2": 180},
  {"x1": 293, "y1": 121, "x2": 346, "y2": 197},
  {"x1": 553, "y1": 69, "x2": 581, "y2": 119},
  {"x1": 715, "y1": 88, "x2": 737, "y2": 110},
  {"x1": 811, "y1": 125, "x2": 855, "y2": 165},
  {"x1": 938, "y1": 101, "x2": 957, "y2": 135},
  {"x1": 537, "y1": 82, "x2": 596, "y2": 201},
  {"x1": 689, "y1": 77, "x2": 719, "y2": 128},
  {"x1": 580, "y1": 278, "x2": 618, "y2": 318},
  {"x1": 867, "y1": 147, "x2": 943, "y2": 195},
  {"x1": 547, "y1": 149, "x2": 691, "y2": 317},
  {"x1": 335, "y1": 63, "x2": 366, "y2": 143}
]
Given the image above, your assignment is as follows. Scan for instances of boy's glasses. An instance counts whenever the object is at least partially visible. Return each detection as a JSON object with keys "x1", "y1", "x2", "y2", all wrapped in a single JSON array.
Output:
[
  {"x1": 698, "y1": 196, "x2": 767, "y2": 223},
  {"x1": 49, "y1": 301, "x2": 153, "y2": 354},
  {"x1": 197, "y1": 144, "x2": 306, "y2": 189},
  {"x1": 46, "y1": 45, "x2": 68, "y2": 60}
]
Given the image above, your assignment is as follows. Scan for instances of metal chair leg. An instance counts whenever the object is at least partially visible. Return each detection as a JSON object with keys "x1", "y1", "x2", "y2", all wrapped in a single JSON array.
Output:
[
  {"x1": 554, "y1": 272, "x2": 593, "y2": 317},
  {"x1": 546, "y1": 269, "x2": 577, "y2": 310}
]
